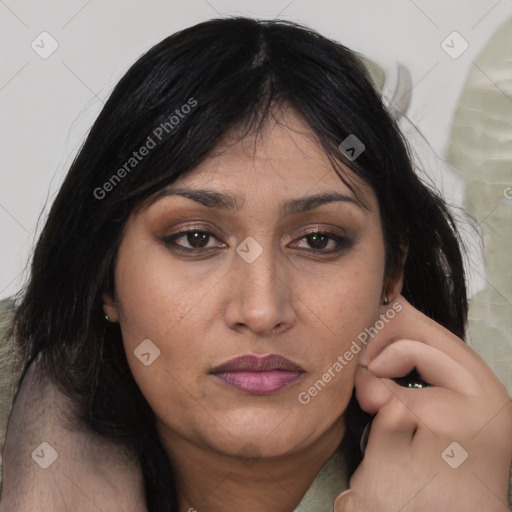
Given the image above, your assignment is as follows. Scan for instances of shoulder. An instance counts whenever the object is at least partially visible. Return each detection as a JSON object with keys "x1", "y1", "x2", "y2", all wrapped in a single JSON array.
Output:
[
  {"x1": 0, "y1": 297, "x2": 24, "y2": 491},
  {"x1": 0, "y1": 341, "x2": 146, "y2": 511}
]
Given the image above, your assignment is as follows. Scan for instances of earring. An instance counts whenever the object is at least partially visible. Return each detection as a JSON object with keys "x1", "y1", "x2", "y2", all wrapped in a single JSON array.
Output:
[
  {"x1": 383, "y1": 295, "x2": 389, "y2": 306},
  {"x1": 105, "y1": 313, "x2": 110, "y2": 322}
]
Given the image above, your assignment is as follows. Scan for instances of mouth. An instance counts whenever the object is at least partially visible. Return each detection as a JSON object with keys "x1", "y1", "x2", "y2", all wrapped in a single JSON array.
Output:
[{"x1": 209, "y1": 354, "x2": 305, "y2": 395}]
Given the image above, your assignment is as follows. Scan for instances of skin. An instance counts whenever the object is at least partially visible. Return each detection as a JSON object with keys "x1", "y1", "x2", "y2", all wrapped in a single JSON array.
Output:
[
  {"x1": 334, "y1": 295, "x2": 512, "y2": 512},
  {"x1": 2, "y1": 104, "x2": 510, "y2": 511},
  {"x1": 103, "y1": 104, "x2": 395, "y2": 511}
]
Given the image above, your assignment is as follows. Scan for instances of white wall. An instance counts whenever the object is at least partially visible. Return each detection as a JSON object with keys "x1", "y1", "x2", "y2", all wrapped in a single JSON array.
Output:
[{"x1": 1, "y1": 0, "x2": 510, "y2": 298}]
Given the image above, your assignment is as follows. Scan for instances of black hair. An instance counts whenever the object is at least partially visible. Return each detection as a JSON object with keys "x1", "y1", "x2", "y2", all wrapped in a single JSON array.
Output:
[{"x1": 12, "y1": 17, "x2": 468, "y2": 510}]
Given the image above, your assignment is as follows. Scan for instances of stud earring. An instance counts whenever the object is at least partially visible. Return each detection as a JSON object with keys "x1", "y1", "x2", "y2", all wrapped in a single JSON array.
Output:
[
  {"x1": 383, "y1": 295, "x2": 389, "y2": 306},
  {"x1": 105, "y1": 313, "x2": 110, "y2": 322}
]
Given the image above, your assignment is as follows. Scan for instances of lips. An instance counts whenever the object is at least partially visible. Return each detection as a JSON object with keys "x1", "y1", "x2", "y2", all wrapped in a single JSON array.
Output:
[
  {"x1": 210, "y1": 354, "x2": 305, "y2": 395},
  {"x1": 211, "y1": 354, "x2": 304, "y2": 373}
]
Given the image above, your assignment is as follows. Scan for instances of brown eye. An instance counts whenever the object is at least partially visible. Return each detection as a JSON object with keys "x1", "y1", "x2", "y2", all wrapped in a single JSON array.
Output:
[
  {"x1": 181, "y1": 231, "x2": 210, "y2": 249},
  {"x1": 163, "y1": 229, "x2": 226, "y2": 252},
  {"x1": 290, "y1": 230, "x2": 352, "y2": 253},
  {"x1": 304, "y1": 232, "x2": 335, "y2": 250}
]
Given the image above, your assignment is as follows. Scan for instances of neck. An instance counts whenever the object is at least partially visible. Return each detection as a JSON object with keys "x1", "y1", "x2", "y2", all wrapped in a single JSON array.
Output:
[{"x1": 158, "y1": 417, "x2": 345, "y2": 512}]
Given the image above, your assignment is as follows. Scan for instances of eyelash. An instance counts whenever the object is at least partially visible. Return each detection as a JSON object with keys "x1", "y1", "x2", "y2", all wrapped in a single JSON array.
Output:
[{"x1": 162, "y1": 226, "x2": 352, "y2": 255}]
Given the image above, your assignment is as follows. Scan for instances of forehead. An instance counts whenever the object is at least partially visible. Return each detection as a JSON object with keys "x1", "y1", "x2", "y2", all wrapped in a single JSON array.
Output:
[{"x1": 166, "y1": 106, "x2": 374, "y2": 210}]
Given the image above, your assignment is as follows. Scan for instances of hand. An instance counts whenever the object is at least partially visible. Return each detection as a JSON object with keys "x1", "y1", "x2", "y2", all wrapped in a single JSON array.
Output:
[{"x1": 334, "y1": 295, "x2": 512, "y2": 512}]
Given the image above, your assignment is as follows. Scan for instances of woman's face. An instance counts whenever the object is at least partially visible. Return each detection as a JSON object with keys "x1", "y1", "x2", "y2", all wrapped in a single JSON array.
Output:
[{"x1": 105, "y1": 106, "x2": 390, "y2": 461}]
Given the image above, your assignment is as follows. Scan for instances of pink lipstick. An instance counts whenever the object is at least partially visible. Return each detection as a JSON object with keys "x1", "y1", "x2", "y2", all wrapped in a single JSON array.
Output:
[{"x1": 210, "y1": 354, "x2": 304, "y2": 395}]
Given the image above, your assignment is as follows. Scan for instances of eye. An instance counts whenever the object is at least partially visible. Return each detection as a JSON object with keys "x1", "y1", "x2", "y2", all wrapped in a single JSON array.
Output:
[
  {"x1": 162, "y1": 226, "x2": 352, "y2": 255},
  {"x1": 162, "y1": 227, "x2": 226, "y2": 252},
  {"x1": 290, "y1": 230, "x2": 352, "y2": 253}
]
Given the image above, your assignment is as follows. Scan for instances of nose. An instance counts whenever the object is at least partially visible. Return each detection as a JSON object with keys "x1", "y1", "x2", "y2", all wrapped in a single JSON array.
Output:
[{"x1": 224, "y1": 242, "x2": 296, "y2": 338}]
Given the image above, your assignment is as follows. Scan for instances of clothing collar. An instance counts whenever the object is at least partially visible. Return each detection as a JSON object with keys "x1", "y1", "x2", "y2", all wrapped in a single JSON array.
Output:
[{"x1": 293, "y1": 450, "x2": 347, "y2": 512}]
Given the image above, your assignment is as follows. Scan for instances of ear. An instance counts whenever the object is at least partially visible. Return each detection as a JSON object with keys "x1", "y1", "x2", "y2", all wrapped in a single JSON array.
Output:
[
  {"x1": 102, "y1": 292, "x2": 120, "y2": 323},
  {"x1": 383, "y1": 242, "x2": 408, "y2": 304}
]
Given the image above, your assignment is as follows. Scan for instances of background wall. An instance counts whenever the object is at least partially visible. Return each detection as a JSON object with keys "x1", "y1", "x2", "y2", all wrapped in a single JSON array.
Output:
[{"x1": 1, "y1": 0, "x2": 511, "y2": 390}]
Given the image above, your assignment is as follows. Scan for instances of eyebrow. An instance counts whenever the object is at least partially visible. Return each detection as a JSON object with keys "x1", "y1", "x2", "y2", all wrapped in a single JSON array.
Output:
[{"x1": 148, "y1": 187, "x2": 366, "y2": 216}]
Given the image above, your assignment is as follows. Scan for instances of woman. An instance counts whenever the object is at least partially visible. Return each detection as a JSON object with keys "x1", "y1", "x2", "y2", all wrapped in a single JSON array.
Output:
[{"x1": 1, "y1": 17, "x2": 511, "y2": 511}]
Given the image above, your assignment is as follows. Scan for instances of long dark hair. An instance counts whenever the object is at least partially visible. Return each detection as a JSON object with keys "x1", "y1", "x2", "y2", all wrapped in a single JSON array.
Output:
[{"x1": 12, "y1": 17, "x2": 468, "y2": 510}]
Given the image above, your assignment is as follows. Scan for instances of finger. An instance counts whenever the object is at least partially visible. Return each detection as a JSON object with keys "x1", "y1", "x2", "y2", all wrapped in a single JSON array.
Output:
[
  {"x1": 354, "y1": 364, "x2": 395, "y2": 414},
  {"x1": 364, "y1": 296, "x2": 483, "y2": 373},
  {"x1": 364, "y1": 399, "x2": 418, "y2": 457},
  {"x1": 368, "y1": 339, "x2": 476, "y2": 395},
  {"x1": 355, "y1": 357, "x2": 434, "y2": 416},
  {"x1": 333, "y1": 490, "x2": 355, "y2": 512},
  {"x1": 355, "y1": 363, "x2": 427, "y2": 427}
]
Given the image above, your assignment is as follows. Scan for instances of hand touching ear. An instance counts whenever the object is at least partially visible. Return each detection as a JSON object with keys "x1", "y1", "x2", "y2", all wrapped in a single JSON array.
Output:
[{"x1": 335, "y1": 295, "x2": 512, "y2": 512}]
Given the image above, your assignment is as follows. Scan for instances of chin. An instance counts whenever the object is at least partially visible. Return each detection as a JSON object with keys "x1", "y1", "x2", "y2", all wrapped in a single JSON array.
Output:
[{"x1": 207, "y1": 418, "x2": 317, "y2": 459}]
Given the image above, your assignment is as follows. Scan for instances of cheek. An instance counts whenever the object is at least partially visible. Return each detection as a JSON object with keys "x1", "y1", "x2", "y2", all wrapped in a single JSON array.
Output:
[
  {"x1": 112, "y1": 239, "x2": 220, "y2": 418},
  {"x1": 113, "y1": 239, "x2": 214, "y2": 345},
  {"x1": 300, "y1": 251, "x2": 385, "y2": 393},
  {"x1": 315, "y1": 255, "x2": 385, "y2": 345}
]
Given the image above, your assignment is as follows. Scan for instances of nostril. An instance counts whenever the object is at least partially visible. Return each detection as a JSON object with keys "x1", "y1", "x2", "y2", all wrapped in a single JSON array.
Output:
[{"x1": 272, "y1": 323, "x2": 284, "y2": 334}]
